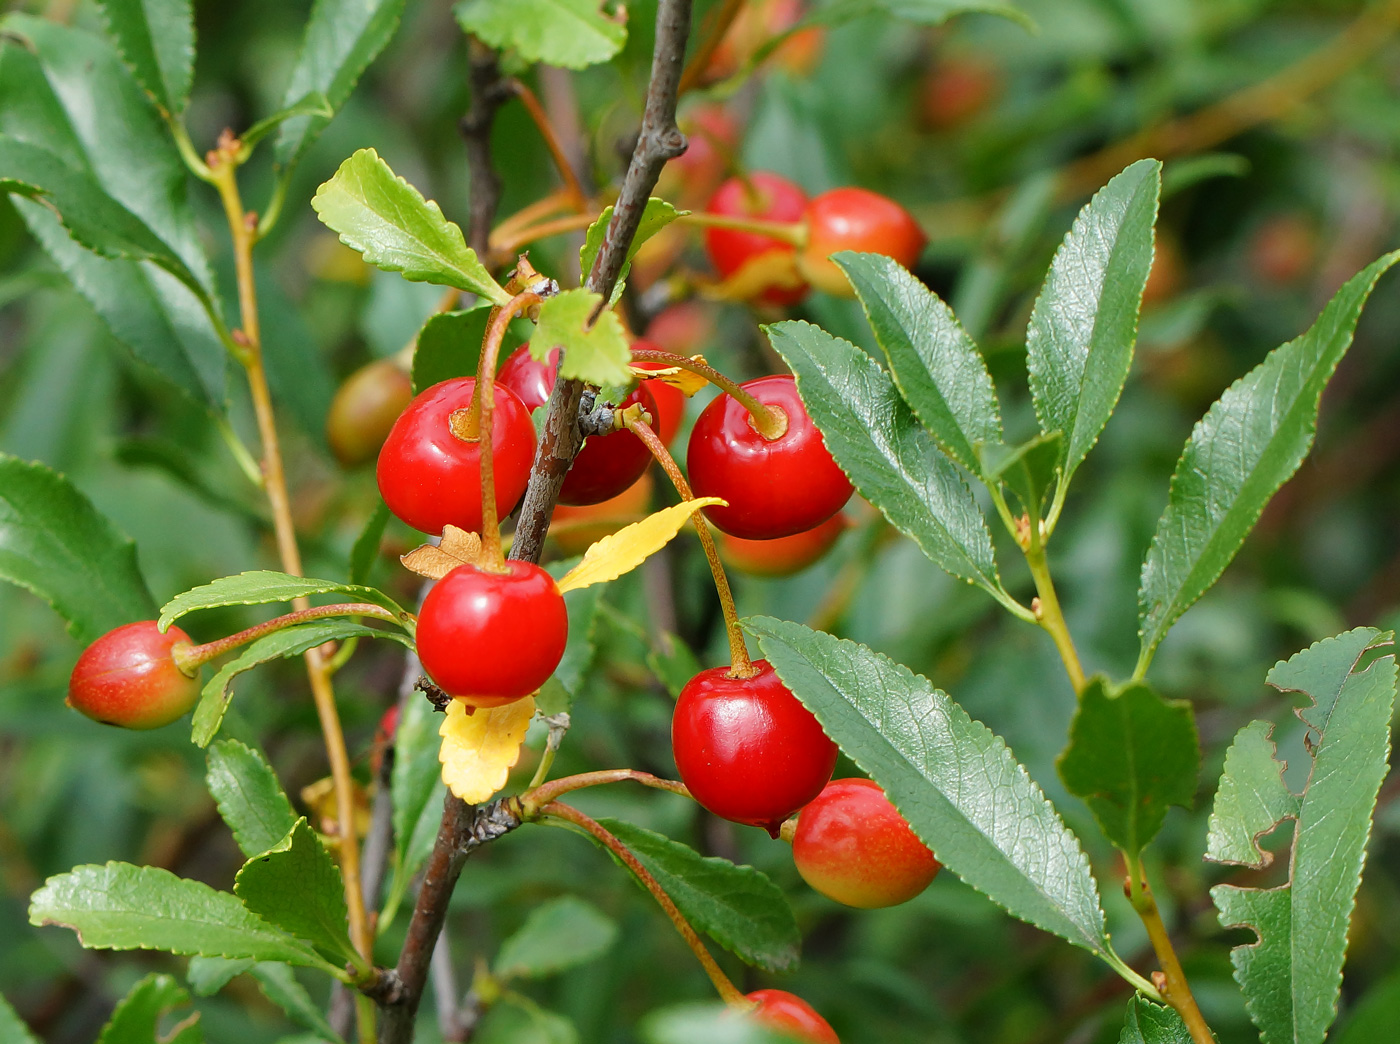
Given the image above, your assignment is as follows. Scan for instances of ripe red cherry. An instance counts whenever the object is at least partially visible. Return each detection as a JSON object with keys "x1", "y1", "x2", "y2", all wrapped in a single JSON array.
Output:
[
  {"x1": 377, "y1": 377, "x2": 536, "y2": 535},
  {"x1": 719, "y1": 512, "x2": 848, "y2": 578},
  {"x1": 798, "y1": 187, "x2": 926, "y2": 297},
  {"x1": 672, "y1": 659, "x2": 837, "y2": 835},
  {"x1": 745, "y1": 990, "x2": 840, "y2": 1044},
  {"x1": 326, "y1": 359, "x2": 414, "y2": 466},
  {"x1": 415, "y1": 561, "x2": 568, "y2": 708},
  {"x1": 630, "y1": 339, "x2": 686, "y2": 446},
  {"x1": 919, "y1": 56, "x2": 999, "y2": 131},
  {"x1": 687, "y1": 374, "x2": 851, "y2": 539},
  {"x1": 67, "y1": 621, "x2": 200, "y2": 730},
  {"x1": 793, "y1": 777, "x2": 941, "y2": 909},
  {"x1": 497, "y1": 346, "x2": 658, "y2": 505},
  {"x1": 704, "y1": 172, "x2": 809, "y2": 306}
]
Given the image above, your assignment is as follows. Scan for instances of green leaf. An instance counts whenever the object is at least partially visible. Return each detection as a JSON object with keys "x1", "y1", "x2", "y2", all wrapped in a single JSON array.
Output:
[
  {"x1": 312, "y1": 149, "x2": 508, "y2": 303},
  {"x1": 193, "y1": 620, "x2": 411, "y2": 747},
  {"x1": 1056, "y1": 678, "x2": 1199, "y2": 856},
  {"x1": 412, "y1": 306, "x2": 492, "y2": 393},
  {"x1": 809, "y1": 0, "x2": 1030, "y2": 29},
  {"x1": 186, "y1": 956, "x2": 253, "y2": 995},
  {"x1": 0, "y1": 454, "x2": 157, "y2": 644},
  {"x1": 579, "y1": 198, "x2": 685, "y2": 303},
  {"x1": 240, "y1": 91, "x2": 334, "y2": 153},
  {"x1": 1208, "y1": 628, "x2": 1397, "y2": 1044},
  {"x1": 1333, "y1": 967, "x2": 1400, "y2": 1044},
  {"x1": 977, "y1": 431, "x2": 1062, "y2": 519},
  {"x1": 273, "y1": 0, "x2": 408, "y2": 172},
  {"x1": 454, "y1": 0, "x2": 626, "y2": 70},
  {"x1": 1118, "y1": 997, "x2": 1191, "y2": 1044},
  {"x1": 385, "y1": 683, "x2": 446, "y2": 927},
  {"x1": 97, "y1": 973, "x2": 201, "y2": 1044},
  {"x1": 642, "y1": 1003, "x2": 810, "y2": 1044},
  {"x1": 477, "y1": 999, "x2": 579, "y2": 1044},
  {"x1": 593, "y1": 819, "x2": 801, "y2": 972},
  {"x1": 349, "y1": 502, "x2": 392, "y2": 587},
  {"x1": 1026, "y1": 159, "x2": 1161, "y2": 497},
  {"x1": 93, "y1": 0, "x2": 195, "y2": 116},
  {"x1": 495, "y1": 896, "x2": 618, "y2": 980},
  {"x1": 160, "y1": 570, "x2": 408, "y2": 630},
  {"x1": 28, "y1": 863, "x2": 336, "y2": 971},
  {"x1": 745, "y1": 616, "x2": 1117, "y2": 963},
  {"x1": 836, "y1": 252, "x2": 1001, "y2": 474},
  {"x1": 766, "y1": 321, "x2": 1013, "y2": 609},
  {"x1": 530, "y1": 289, "x2": 632, "y2": 387},
  {"x1": 206, "y1": 741, "x2": 298, "y2": 860},
  {"x1": 0, "y1": 992, "x2": 40, "y2": 1044},
  {"x1": 234, "y1": 819, "x2": 357, "y2": 968},
  {"x1": 545, "y1": 557, "x2": 603, "y2": 696},
  {"x1": 1137, "y1": 253, "x2": 1399, "y2": 670},
  {"x1": 248, "y1": 963, "x2": 344, "y2": 1043}
]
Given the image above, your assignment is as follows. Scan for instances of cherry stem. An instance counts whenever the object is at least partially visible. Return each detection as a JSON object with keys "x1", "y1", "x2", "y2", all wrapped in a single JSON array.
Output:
[
  {"x1": 626, "y1": 417, "x2": 756, "y2": 678},
  {"x1": 629, "y1": 348, "x2": 787, "y2": 440},
  {"x1": 489, "y1": 190, "x2": 575, "y2": 249},
  {"x1": 491, "y1": 212, "x2": 598, "y2": 257},
  {"x1": 509, "y1": 79, "x2": 589, "y2": 210},
  {"x1": 539, "y1": 800, "x2": 747, "y2": 1007},
  {"x1": 677, "y1": 209, "x2": 807, "y2": 246},
  {"x1": 521, "y1": 769, "x2": 691, "y2": 818},
  {"x1": 172, "y1": 603, "x2": 410, "y2": 674},
  {"x1": 676, "y1": 0, "x2": 744, "y2": 95}
]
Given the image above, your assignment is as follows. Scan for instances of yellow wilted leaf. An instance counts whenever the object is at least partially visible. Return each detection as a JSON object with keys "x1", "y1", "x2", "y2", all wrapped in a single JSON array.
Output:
[
  {"x1": 629, "y1": 356, "x2": 711, "y2": 397},
  {"x1": 438, "y1": 696, "x2": 536, "y2": 803},
  {"x1": 700, "y1": 250, "x2": 804, "y2": 303},
  {"x1": 556, "y1": 498, "x2": 723, "y2": 594}
]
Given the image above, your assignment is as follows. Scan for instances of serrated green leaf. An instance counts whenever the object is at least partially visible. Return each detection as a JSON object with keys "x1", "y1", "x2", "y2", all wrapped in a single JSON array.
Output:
[
  {"x1": 160, "y1": 570, "x2": 408, "y2": 630},
  {"x1": 1137, "y1": 253, "x2": 1400, "y2": 671},
  {"x1": 193, "y1": 620, "x2": 412, "y2": 747},
  {"x1": 580, "y1": 198, "x2": 685, "y2": 303},
  {"x1": 273, "y1": 0, "x2": 408, "y2": 172},
  {"x1": 1057, "y1": 678, "x2": 1199, "y2": 856},
  {"x1": 28, "y1": 863, "x2": 336, "y2": 971},
  {"x1": 592, "y1": 819, "x2": 801, "y2": 972},
  {"x1": 312, "y1": 149, "x2": 508, "y2": 304},
  {"x1": 1118, "y1": 997, "x2": 1191, "y2": 1044},
  {"x1": 530, "y1": 289, "x2": 632, "y2": 387},
  {"x1": 1204, "y1": 721, "x2": 1298, "y2": 867},
  {"x1": 97, "y1": 973, "x2": 201, "y2": 1044},
  {"x1": 93, "y1": 0, "x2": 195, "y2": 116},
  {"x1": 240, "y1": 91, "x2": 334, "y2": 153},
  {"x1": 235, "y1": 819, "x2": 357, "y2": 968},
  {"x1": 0, "y1": 992, "x2": 39, "y2": 1044},
  {"x1": 641, "y1": 1003, "x2": 814, "y2": 1044},
  {"x1": 836, "y1": 252, "x2": 1001, "y2": 474},
  {"x1": 766, "y1": 321, "x2": 1014, "y2": 609},
  {"x1": 454, "y1": 0, "x2": 626, "y2": 70},
  {"x1": 977, "y1": 431, "x2": 1062, "y2": 519},
  {"x1": 206, "y1": 741, "x2": 298, "y2": 860},
  {"x1": 746, "y1": 616, "x2": 1117, "y2": 963},
  {"x1": 412, "y1": 306, "x2": 492, "y2": 393},
  {"x1": 1208, "y1": 628, "x2": 1397, "y2": 1044},
  {"x1": 1027, "y1": 159, "x2": 1160, "y2": 498},
  {"x1": 495, "y1": 896, "x2": 618, "y2": 980},
  {"x1": 248, "y1": 963, "x2": 344, "y2": 1043},
  {"x1": 0, "y1": 454, "x2": 157, "y2": 645}
]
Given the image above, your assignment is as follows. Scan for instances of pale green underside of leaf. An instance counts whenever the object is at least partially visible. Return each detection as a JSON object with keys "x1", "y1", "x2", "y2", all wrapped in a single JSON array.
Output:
[
  {"x1": 837, "y1": 251, "x2": 1001, "y2": 475},
  {"x1": 29, "y1": 862, "x2": 334, "y2": 971},
  {"x1": 595, "y1": 818, "x2": 801, "y2": 973},
  {"x1": 0, "y1": 454, "x2": 157, "y2": 644},
  {"x1": 494, "y1": 896, "x2": 618, "y2": 980},
  {"x1": 159, "y1": 569, "x2": 408, "y2": 629},
  {"x1": 94, "y1": 0, "x2": 195, "y2": 116},
  {"x1": 0, "y1": 993, "x2": 40, "y2": 1044},
  {"x1": 766, "y1": 320, "x2": 1008, "y2": 601},
  {"x1": 1208, "y1": 628, "x2": 1397, "y2": 1044},
  {"x1": 97, "y1": 973, "x2": 197, "y2": 1044},
  {"x1": 1138, "y1": 252, "x2": 1400, "y2": 667},
  {"x1": 454, "y1": 0, "x2": 626, "y2": 70},
  {"x1": 530, "y1": 288, "x2": 633, "y2": 387},
  {"x1": 580, "y1": 198, "x2": 684, "y2": 303},
  {"x1": 205, "y1": 740, "x2": 298, "y2": 860},
  {"x1": 1118, "y1": 997, "x2": 1192, "y2": 1044},
  {"x1": 746, "y1": 616, "x2": 1114, "y2": 959}
]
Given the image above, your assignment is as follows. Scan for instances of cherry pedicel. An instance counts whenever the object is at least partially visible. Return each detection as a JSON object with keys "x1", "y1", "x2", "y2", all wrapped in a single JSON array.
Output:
[
  {"x1": 630, "y1": 339, "x2": 686, "y2": 446},
  {"x1": 798, "y1": 187, "x2": 926, "y2": 297},
  {"x1": 416, "y1": 561, "x2": 568, "y2": 708},
  {"x1": 704, "y1": 172, "x2": 809, "y2": 305},
  {"x1": 376, "y1": 377, "x2": 536, "y2": 535},
  {"x1": 745, "y1": 990, "x2": 840, "y2": 1044},
  {"x1": 687, "y1": 374, "x2": 851, "y2": 540},
  {"x1": 67, "y1": 621, "x2": 201, "y2": 730},
  {"x1": 793, "y1": 777, "x2": 941, "y2": 909},
  {"x1": 671, "y1": 659, "x2": 838, "y2": 836},
  {"x1": 719, "y1": 512, "x2": 848, "y2": 578}
]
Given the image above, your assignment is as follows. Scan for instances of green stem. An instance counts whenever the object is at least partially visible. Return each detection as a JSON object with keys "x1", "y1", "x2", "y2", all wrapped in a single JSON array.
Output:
[
  {"x1": 215, "y1": 416, "x2": 265, "y2": 487},
  {"x1": 354, "y1": 993, "x2": 377, "y2": 1044},
  {"x1": 1025, "y1": 539, "x2": 1086, "y2": 693},
  {"x1": 1125, "y1": 853, "x2": 1216, "y2": 1044}
]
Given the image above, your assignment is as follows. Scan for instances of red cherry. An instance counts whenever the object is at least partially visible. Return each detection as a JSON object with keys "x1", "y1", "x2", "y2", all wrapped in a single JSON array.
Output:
[
  {"x1": 672, "y1": 659, "x2": 837, "y2": 835},
  {"x1": 67, "y1": 621, "x2": 200, "y2": 730},
  {"x1": 798, "y1": 187, "x2": 926, "y2": 297},
  {"x1": 745, "y1": 990, "x2": 840, "y2": 1044},
  {"x1": 687, "y1": 374, "x2": 851, "y2": 539},
  {"x1": 919, "y1": 56, "x2": 999, "y2": 131},
  {"x1": 416, "y1": 561, "x2": 568, "y2": 708},
  {"x1": 497, "y1": 346, "x2": 658, "y2": 505},
  {"x1": 704, "y1": 173, "x2": 809, "y2": 306},
  {"x1": 719, "y1": 512, "x2": 847, "y2": 577},
  {"x1": 376, "y1": 377, "x2": 536, "y2": 535},
  {"x1": 793, "y1": 778, "x2": 941, "y2": 909},
  {"x1": 630, "y1": 339, "x2": 686, "y2": 446},
  {"x1": 326, "y1": 359, "x2": 414, "y2": 466}
]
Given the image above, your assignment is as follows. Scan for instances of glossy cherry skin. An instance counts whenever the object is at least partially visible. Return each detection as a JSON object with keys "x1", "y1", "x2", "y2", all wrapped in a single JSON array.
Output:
[
  {"x1": 376, "y1": 377, "x2": 536, "y2": 535},
  {"x1": 672, "y1": 660, "x2": 838, "y2": 835},
  {"x1": 746, "y1": 990, "x2": 840, "y2": 1044},
  {"x1": 415, "y1": 561, "x2": 568, "y2": 708},
  {"x1": 687, "y1": 375, "x2": 852, "y2": 539},
  {"x1": 630, "y1": 339, "x2": 686, "y2": 446},
  {"x1": 720, "y1": 512, "x2": 847, "y2": 578},
  {"x1": 67, "y1": 621, "x2": 200, "y2": 730},
  {"x1": 497, "y1": 346, "x2": 659, "y2": 505},
  {"x1": 704, "y1": 172, "x2": 809, "y2": 306},
  {"x1": 326, "y1": 359, "x2": 414, "y2": 466},
  {"x1": 798, "y1": 187, "x2": 926, "y2": 297},
  {"x1": 793, "y1": 777, "x2": 941, "y2": 908}
]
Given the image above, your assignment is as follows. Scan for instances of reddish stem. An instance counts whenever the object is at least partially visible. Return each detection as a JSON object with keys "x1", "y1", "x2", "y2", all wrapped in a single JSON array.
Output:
[
  {"x1": 628, "y1": 348, "x2": 786, "y2": 440},
  {"x1": 171, "y1": 603, "x2": 408, "y2": 674},
  {"x1": 521, "y1": 769, "x2": 691, "y2": 816}
]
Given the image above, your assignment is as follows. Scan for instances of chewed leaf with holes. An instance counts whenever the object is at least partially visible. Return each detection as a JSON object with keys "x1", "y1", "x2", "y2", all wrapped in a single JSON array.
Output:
[
  {"x1": 439, "y1": 696, "x2": 535, "y2": 803},
  {"x1": 1207, "y1": 628, "x2": 1396, "y2": 1044}
]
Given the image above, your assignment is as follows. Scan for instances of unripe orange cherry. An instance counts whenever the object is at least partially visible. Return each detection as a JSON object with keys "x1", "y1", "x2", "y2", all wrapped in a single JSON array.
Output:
[
  {"x1": 746, "y1": 990, "x2": 840, "y2": 1044},
  {"x1": 326, "y1": 359, "x2": 414, "y2": 466},
  {"x1": 67, "y1": 621, "x2": 201, "y2": 730},
  {"x1": 719, "y1": 513, "x2": 847, "y2": 577},
  {"x1": 792, "y1": 777, "x2": 940, "y2": 908},
  {"x1": 798, "y1": 188, "x2": 926, "y2": 297}
]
